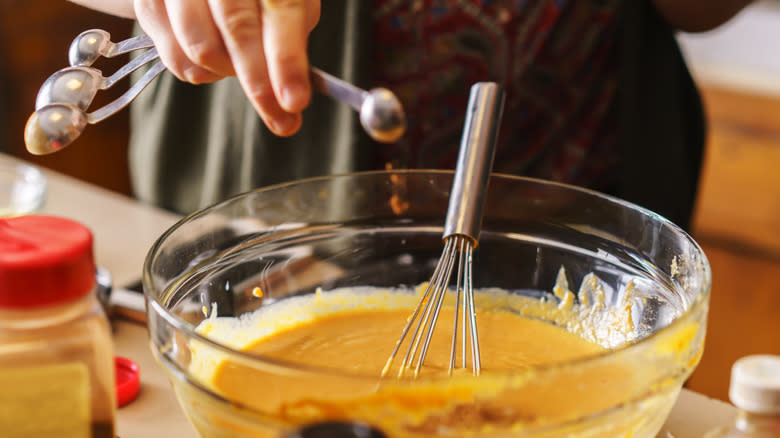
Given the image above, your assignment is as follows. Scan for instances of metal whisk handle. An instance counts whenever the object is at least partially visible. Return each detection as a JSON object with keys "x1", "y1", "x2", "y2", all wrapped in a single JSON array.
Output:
[{"x1": 444, "y1": 82, "x2": 506, "y2": 244}]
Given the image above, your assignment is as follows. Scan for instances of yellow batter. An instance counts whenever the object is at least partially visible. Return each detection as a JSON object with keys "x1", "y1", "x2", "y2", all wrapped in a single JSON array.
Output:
[
  {"x1": 185, "y1": 277, "x2": 700, "y2": 437},
  {"x1": 234, "y1": 307, "x2": 604, "y2": 377}
]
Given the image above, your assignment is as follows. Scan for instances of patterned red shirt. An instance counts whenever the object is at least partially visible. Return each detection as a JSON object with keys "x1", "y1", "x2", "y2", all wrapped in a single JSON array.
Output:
[{"x1": 371, "y1": 0, "x2": 620, "y2": 190}]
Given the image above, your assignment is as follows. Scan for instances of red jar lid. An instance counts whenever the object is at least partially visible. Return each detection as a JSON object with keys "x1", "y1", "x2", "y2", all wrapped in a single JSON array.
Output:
[
  {"x1": 0, "y1": 215, "x2": 95, "y2": 309},
  {"x1": 115, "y1": 356, "x2": 141, "y2": 407}
]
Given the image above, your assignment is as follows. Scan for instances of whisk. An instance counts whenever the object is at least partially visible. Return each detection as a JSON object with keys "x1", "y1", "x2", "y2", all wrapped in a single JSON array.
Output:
[{"x1": 382, "y1": 82, "x2": 505, "y2": 378}]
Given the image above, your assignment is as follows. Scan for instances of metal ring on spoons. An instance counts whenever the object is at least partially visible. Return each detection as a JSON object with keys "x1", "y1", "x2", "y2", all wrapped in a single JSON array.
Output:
[{"x1": 25, "y1": 29, "x2": 406, "y2": 155}]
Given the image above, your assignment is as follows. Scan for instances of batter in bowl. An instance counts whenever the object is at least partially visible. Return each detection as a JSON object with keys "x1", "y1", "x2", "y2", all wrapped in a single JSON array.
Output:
[
  {"x1": 241, "y1": 305, "x2": 604, "y2": 377},
  {"x1": 186, "y1": 275, "x2": 676, "y2": 436}
]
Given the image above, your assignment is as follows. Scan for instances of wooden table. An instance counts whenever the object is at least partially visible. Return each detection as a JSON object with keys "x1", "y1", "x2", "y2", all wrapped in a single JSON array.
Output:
[{"x1": 1, "y1": 153, "x2": 739, "y2": 438}]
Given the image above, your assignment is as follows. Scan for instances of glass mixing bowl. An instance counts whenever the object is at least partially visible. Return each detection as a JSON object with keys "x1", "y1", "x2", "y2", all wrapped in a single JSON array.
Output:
[
  {"x1": 143, "y1": 170, "x2": 711, "y2": 438},
  {"x1": 0, "y1": 159, "x2": 46, "y2": 217}
]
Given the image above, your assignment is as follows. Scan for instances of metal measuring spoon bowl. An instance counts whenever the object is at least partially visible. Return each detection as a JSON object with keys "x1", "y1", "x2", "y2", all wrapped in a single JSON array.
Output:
[
  {"x1": 360, "y1": 88, "x2": 407, "y2": 144},
  {"x1": 69, "y1": 29, "x2": 113, "y2": 67},
  {"x1": 69, "y1": 29, "x2": 154, "y2": 67},
  {"x1": 24, "y1": 103, "x2": 87, "y2": 155},
  {"x1": 36, "y1": 47, "x2": 159, "y2": 112},
  {"x1": 35, "y1": 66, "x2": 102, "y2": 111},
  {"x1": 311, "y1": 68, "x2": 406, "y2": 144}
]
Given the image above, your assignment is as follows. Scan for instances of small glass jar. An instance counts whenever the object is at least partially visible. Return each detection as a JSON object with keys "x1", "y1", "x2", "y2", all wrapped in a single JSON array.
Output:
[
  {"x1": 0, "y1": 215, "x2": 116, "y2": 437},
  {"x1": 705, "y1": 355, "x2": 780, "y2": 438}
]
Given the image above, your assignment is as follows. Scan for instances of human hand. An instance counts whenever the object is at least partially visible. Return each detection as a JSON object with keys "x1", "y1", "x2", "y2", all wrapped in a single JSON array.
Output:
[{"x1": 133, "y1": 0, "x2": 321, "y2": 136}]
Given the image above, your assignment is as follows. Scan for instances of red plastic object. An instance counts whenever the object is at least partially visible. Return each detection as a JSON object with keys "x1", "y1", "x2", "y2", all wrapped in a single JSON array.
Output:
[
  {"x1": 115, "y1": 356, "x2": 141, "y2": 407},
  {"x1": 0, "y1": 215, "x2": 94, "y2": 309}
]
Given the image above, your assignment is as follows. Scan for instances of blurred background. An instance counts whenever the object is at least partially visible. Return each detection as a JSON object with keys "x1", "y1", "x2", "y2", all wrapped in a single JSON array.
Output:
[
  {"x1": 1, "y1": 0, "x2": 778, "y2": 403},
  {"x1": 674, "y1": 0, "x2": 780, "y2": 401}
]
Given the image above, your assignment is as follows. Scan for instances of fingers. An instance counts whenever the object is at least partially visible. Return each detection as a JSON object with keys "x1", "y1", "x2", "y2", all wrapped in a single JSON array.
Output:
[
  {"x1": 133, "y1": 0, "x2": 321, "y2": 136},
  {"x1": 261, "y1": 0, "x2": 312, "y2": 113},
  {"x1": 306, "y1": 0, "x2": 321, "y2": 33},
  {"x1": 165, "y1": 0, "x2": 234, "y2": 77},
  {"x1": 134, "y1": 0, "x2": 222, "y2": 84},
  {"x1": 206, "y1": 0, "x2": 301, "y2": 136}
]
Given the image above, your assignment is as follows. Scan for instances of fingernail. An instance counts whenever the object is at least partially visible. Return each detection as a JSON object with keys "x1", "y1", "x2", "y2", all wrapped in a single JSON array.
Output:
[{"x1": 281, "y1": 83, "x2": 309, "y2": 111}]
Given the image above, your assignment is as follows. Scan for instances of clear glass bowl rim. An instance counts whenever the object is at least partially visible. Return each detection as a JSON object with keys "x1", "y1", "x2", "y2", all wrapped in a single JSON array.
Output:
[
  {"x1": 143, "y1": 169, "x2": 712, "y2": 382},
  {"x1": 0, "y1": 160, "x2": 47, "y2": 205}
]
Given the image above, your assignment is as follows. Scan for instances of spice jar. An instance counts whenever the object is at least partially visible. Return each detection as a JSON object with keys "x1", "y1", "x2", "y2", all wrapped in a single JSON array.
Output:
[
  {"x1": 0, "y1": 215, "x2": 116, "y2": 437},
  {"x1": 704, "y1": 355, "x2": 780, "y2": 438}
]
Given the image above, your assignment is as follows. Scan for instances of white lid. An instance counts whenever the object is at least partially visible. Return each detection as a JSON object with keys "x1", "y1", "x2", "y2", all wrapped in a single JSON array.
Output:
[{"x1": 729, "y1": 355, "x2": 780, "y2": 414}]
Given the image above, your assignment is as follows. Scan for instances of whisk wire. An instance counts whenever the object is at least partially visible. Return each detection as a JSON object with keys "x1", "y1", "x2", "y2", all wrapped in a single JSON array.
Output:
[
  {"x1": 461, "y1": 238, "x2": 470, "y2": 369},
  {"x1": 382, "y1": 82, "x2": 504, "y2": 379},
  {"x1": 466, "y1": 243, "x2": 481, "y2": 374},
  {"x1": 449, "y1": 237, "x2": 464, "y2": 373},
  {"x1": 381, "y1": 244, "x2": 451, "y2": 378},
  {"x1": 399, "y1": 238, "x2": 456, "y2": 376},
  {"x1": 411, "y1": 239, "x2": 459, "y2": 376},
  {"x1": 383, "y1": 235, "x2": 483, "y2": 378}
]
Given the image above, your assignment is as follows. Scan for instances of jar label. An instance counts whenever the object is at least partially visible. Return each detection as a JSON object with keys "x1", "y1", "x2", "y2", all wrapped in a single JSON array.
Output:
[{"x1": 0, "y1": 362, "x2": 90, "y2": 437}]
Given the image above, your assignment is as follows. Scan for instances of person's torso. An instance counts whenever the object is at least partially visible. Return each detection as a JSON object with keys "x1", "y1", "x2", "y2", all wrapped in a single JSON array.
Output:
[{"x1": 370, "y1": 0, "x2": 621, "y2": 190}]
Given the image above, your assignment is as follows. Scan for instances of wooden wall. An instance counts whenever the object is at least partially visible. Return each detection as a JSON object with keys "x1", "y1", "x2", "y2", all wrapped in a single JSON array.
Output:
[
  {"x1": 0, "y1": 1, "x2": 134, "y2": 195},
  {"x1": 685, "y1": 86, "x2": 780, "y2": 401}
]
